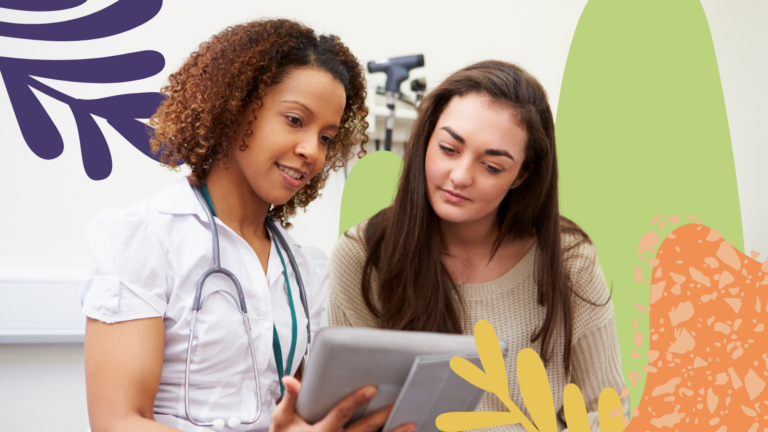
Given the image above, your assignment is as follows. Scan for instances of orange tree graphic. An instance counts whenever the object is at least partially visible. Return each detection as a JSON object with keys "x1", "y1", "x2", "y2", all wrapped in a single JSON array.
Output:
[{"x1": 624, "y1": 223, "x2": 767, "y2": 431}]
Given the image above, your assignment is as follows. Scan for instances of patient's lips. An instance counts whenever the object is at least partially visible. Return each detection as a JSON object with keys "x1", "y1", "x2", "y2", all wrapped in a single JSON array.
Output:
[{"x1": 440, "y1": 188, "x2": 470, "y2": 204}]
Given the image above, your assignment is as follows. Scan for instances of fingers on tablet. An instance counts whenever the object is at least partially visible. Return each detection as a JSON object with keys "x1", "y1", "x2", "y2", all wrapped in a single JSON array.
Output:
[
  {"x1": 318, "y1": 386, "x2": 377, "y2": 430},
  {"x1": 389, "y1": 423, "x2": 416, "y2": 432},
  {"x1": 279, "y1": 377, "x2": 300, "y2": 412},
  {"x1": 345, "y1": 405, "x2": 392, "y2": 432}
]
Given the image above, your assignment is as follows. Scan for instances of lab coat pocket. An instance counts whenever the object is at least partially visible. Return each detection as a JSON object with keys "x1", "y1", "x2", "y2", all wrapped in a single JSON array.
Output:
[{"x1": 80, "y1": 276, "x2": 121, "y2": 323}]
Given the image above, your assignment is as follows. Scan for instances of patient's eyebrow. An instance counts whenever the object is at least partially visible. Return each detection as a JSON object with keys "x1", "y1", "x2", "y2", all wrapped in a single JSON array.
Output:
[
  {"x1": 485, "y1": 149, "x2": 514, "y2": 161},
  {"x1": 441, "y1": 127, "x2": 465, "y2": 144}
]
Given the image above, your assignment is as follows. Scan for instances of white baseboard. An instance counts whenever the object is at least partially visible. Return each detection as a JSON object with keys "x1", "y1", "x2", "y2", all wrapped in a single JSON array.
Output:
[{"x1": 0, "y1": 269, "x2": 88, "y2": 343}]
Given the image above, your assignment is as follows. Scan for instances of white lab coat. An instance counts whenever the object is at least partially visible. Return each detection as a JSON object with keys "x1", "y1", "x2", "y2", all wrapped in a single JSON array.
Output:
[{"x1": 80, "y1": 177, "x2": 328, "y2": 431}]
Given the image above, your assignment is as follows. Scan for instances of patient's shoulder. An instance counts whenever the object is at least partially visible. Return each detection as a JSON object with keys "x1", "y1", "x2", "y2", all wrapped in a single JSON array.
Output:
[
  {"x1": 335, "y1": 220, "x2": 369, "y2": 257},
  {"x1": 329, "y1": 219, "x2": 381, "y2": 327},
  {"x1": 331, "y1": 220, "x2": 371, "y2": 294}
]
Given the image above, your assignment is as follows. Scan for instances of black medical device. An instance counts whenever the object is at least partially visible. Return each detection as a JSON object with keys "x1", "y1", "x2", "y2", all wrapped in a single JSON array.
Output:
[
  {"x1": 367, "y1": 54, "x2": 425, "y2": 151},
  {"x1": 411, "y1": 78, "x2": 426, "y2": 107}
]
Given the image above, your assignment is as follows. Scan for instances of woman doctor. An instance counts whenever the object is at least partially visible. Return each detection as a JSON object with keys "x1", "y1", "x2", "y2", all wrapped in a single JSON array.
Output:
[{"x1": 81, "y1": 19, "x2": 414, "y2": 432}]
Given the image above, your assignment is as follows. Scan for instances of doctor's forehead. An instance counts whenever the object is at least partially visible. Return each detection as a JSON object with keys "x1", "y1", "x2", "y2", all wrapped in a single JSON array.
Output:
[{"x1": 265, "y1": 68, "x2": 346, "y2": 117}]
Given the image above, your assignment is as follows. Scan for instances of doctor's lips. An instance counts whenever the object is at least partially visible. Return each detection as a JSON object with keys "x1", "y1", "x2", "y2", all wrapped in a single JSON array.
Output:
[
  {"x1": 440, "y1": 188, "x2": 470, "y2": 203},
  {"x1": 276, "y1": 163, "x2": 307, "y2": 188}
]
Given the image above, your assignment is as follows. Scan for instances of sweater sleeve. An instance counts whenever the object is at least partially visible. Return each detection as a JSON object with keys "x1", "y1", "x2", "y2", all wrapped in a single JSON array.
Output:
[
  {"x1": 327, "y1": 298, "x2": 355, "y2": 328},
  {"x1": 328, "y1": 222, "x2": 380, "y2": 329},
  {"x1": 561, "y1": 234, "x2": 629, "y2": 431},
  {"x1": 564, "y1": 315, "x2": 629, "y2": 431}
]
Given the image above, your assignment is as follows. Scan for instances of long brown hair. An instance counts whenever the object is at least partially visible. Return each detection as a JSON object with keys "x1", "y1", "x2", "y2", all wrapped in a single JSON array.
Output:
[
  {"x1": 149, "y1": 19, "x2": 368, "y2": 227},
  {"x1": 361, "y1": 60, "x2": 605, "y2": 376}
]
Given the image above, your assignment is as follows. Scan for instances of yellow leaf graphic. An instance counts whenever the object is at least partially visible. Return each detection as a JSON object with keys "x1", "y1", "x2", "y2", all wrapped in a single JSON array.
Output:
[
  {"x1": 441, "y1": 320, "x2": 538, "y2": 432},
  {"x1": 563, "y1": 384, "x2": 590, "y2": 432},
  {"x1": 438, "y1": 320, "x2": 629, "y2": 432},
  {"x1": 474, "y1": 320, "x2": 509, "y2": 395},
  {"x1": 517, "y1": 348, "x2": 557, "y2": 432},
  {"x1": 435, "y1": 412, "x2": 521, "y2": 431},
  {"x1": 449, "y1": 357, "x2": 495, "y2": 393},
  {"x1": 597, "y1": 387, "x2": 625, "y2": 432}
]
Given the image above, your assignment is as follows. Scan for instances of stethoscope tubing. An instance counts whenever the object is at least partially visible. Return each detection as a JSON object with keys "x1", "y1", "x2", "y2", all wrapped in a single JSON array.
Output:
[
  {"x1": 264, "y1": 219, "x2": 311, "y2": 348},
  {"x1": 183, "y1": 185, "x2": 311, "y2": 428},
  {"x1": 265, "y1": 218, "x2": 312, "y2": 371}
]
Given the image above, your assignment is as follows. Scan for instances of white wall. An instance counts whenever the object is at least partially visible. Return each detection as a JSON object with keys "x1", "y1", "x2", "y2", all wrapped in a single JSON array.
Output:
[
  {"x1": 0, "y1": 0, "x2": 597, "y2": 271},
  {"x1": 0, "y1": 344, "x2": 88, "y2": 431},
  {"x1": 0, "y1": 1, "x2": 766, "y2": 430},
  {"x1": 700, "y1": 0, "x2": 768, "y2": 259}
]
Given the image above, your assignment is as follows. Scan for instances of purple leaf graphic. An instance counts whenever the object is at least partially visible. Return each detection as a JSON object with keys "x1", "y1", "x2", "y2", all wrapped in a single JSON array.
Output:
[
  {"x1": 0, "y1": 0, "x2": 162, "y2": 41},
  {"x1": 2, "y1": 71, "x2": 63, "y2": 160},
  {"x1": 94, "y1": 93, "x2": 171, "y2": 162},
  {"x1": 108, "y1": 117, "x2": 183, "y2": 165},
  {"x1": 0, "y1": 0, "x2": 87, "y2": 11},
  {"x1": 87, "y1": 92, "x2": 165, "y2": 119},
  {"x1": 72, "y1": 106, "x2": 112, "y2": 180},
  {"x1": 0, "y1": 52, "x2": 165, "y2": 83},
  {"x1": 0, "y1": 0, "x2": 173, "y2": 179},
  {"x1": 106, "y1": 117, "x2": 160, "y2": 161}
]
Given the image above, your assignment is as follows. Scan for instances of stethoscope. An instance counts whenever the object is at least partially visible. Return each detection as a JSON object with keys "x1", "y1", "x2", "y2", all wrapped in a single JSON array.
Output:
[{"x1": 184, "y1": 184, "x2": 311, "y2": 430}]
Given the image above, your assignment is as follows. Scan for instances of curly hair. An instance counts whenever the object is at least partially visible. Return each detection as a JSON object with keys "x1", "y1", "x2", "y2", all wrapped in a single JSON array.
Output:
[{"x1": 149, "y1": 19, "x2": 368, "y2": 227}]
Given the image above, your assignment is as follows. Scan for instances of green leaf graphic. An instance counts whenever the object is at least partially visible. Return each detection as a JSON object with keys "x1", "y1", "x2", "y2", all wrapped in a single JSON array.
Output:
[
  {"x1": 556, "y1": 0, "x2": 743, "y2": 413},
  {"x1": 338, "y1": 151, "x2": 403, "y2": 238}
]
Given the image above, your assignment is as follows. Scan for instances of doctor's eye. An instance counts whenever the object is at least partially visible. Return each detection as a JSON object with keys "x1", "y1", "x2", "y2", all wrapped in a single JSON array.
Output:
[{"x1": 320, "y1": 135, "x2": 335, "y2": 146}]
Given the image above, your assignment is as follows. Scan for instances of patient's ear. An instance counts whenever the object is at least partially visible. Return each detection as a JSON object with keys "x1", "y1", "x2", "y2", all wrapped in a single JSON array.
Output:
[{"x1": 510, "y1": 169, "x2": 529, "y2": 189}]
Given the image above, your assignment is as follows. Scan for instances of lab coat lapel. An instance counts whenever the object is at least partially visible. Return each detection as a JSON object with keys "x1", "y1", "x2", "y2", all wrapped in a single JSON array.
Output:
[{"x1": 265, "y1": 236, "x2": 284, "y2": 289}]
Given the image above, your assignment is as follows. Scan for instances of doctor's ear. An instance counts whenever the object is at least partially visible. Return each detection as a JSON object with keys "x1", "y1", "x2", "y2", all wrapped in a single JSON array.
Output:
[
  {"x1": 205, "y1": 158, "x2": 223, "y2": 172},
  {"x1": 510, "y1": 169, "x2": 529, "y2": 190}
]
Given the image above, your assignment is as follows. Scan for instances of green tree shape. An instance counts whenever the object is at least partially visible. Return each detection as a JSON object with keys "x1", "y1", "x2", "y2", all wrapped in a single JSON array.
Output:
[
  {"x1": 338, "y1": 151, "x2": 403, "y2": 237},
  {"x1": 556, "y1": 0, "x2": 743, "y2": 414}
]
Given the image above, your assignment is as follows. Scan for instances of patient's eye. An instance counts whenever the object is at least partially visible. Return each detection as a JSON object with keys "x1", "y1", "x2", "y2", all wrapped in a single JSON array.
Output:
[{"x1": 439, "y1": 144, "x2": 457, "y2": 154}]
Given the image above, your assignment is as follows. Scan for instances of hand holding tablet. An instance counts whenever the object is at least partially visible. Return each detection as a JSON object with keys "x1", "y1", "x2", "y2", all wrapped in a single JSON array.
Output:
[
  {"x1": 270, "y1": 375, "x2": 415, "y2": 432},
  {"x1": 293, "y1": 328, "x2": 508, "y2": 431}
]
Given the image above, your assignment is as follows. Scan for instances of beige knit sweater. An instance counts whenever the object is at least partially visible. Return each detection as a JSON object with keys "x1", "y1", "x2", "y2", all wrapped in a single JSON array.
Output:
[{"x1": 328, "y1": 221, "x2": 629, "y2": 431}]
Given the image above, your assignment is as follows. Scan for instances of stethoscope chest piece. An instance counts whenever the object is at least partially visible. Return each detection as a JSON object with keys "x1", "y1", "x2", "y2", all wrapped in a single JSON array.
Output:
[{"x1": 183, "y1": 185, "x2": 311, "y2": 429}]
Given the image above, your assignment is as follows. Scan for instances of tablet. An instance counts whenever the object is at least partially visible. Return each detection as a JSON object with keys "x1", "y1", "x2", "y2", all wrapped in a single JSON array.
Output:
[
  {"x1": 383, "y1": 353, "x2": 487, "y2": 432},
  {"x1": 295, "y1": 327, "x2": 508, "y2": 425}
]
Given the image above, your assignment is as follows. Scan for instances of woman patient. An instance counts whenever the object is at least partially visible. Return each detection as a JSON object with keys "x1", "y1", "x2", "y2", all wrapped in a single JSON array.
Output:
[{"x1": 328, "y1": 60, "x2": 628, "y2": 431}]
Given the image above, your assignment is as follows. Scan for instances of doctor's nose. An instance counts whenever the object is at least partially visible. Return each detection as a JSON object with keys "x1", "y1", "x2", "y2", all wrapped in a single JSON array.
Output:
[{"x1": 295, "y1": 136, "x2": 321, "y2": 164}]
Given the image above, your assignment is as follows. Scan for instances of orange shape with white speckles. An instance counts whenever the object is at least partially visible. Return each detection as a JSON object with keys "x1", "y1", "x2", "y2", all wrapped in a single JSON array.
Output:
[{"x1": 625, "y1": 224, "x2": 768, "y2": 432}]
